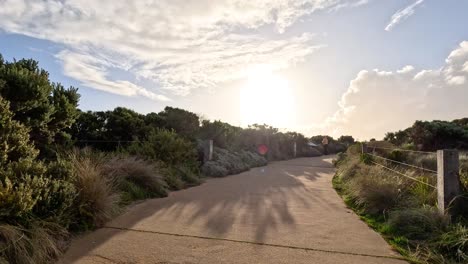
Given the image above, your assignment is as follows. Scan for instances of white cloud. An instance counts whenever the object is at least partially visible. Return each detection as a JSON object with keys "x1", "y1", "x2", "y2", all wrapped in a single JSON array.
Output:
[
  {"x1": 325, "y1": 41, "x2": 468, "y2": 139},
  {"x1": 385, "y1": 0, "x2": 424, "y2": 31},
  {"x1": 0, "y1": 0, "x2": 367, "y2": 100},
  {"x1": 56, "y1": 50, "x2": 171, "y2": 101}
]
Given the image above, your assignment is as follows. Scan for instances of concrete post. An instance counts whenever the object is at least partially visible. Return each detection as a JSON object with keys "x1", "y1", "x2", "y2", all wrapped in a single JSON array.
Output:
[
  {"x1": 203, "y1": 140, "x2": 213, "y2": 162},
  {"x1": 437, "y1": 149, "x2": 460, "y2": 215},
  {"x1": 293, "y1": 142, "x2": 297, "y2": 158}
]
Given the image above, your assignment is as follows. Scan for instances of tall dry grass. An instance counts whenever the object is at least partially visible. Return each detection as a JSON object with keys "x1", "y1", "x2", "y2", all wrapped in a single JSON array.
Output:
[
  {"x1": 102, "y1": 156, "x2": 169, "y2": 202},
  {"x1": 67, "y1": 148, "x2": 119, "y2": 229},
  {"x1": 0, "y1": 221, "x2": 68, "y2": 264}
]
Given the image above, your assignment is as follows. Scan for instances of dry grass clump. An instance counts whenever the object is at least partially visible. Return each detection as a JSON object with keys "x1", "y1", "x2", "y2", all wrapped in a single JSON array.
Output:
[
  {"x1": 346, "y1": 166, "x2": 403, "y2": 215},
  {"x1": 102, "y1": 156, "x2": 169, "y2": 201},
  {"x1": 0, "y1": 221, "x2": 68, "y2": 264},
  {"x1": 388, "y1": 207, "x2": 449, "y2": 240},
  {"x1": 67, "y1": 148, "x2": 119, "y2": 229}
]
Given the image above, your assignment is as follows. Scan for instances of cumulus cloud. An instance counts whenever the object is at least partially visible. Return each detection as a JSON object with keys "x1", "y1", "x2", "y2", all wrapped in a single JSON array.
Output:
[
  {"x1": 0, "y1": 0, "x2": 366, "y2": 100},
  {"x1": 325, "y1": 41, "x2": 468, "y2": 139},
  {"x1": 385, "y1": 0, "x2": 424, "y2": 31}
]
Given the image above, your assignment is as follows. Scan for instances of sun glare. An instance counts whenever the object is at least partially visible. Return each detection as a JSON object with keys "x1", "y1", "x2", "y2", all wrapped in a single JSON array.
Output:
[{"x1": 240, "y1": 65, "x2": 296, "y2": 128}]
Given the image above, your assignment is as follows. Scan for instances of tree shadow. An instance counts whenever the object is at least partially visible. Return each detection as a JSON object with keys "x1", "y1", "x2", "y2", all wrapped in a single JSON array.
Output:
[{"x1": 60, "y1": 156, "x2": 336, "y2": 263}]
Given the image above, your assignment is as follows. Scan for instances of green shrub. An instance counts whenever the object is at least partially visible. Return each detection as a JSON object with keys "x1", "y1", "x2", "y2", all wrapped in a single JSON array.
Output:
[
  {"x1": 410, "y1": 177, "x2": 437, "y2": 206},
  {"x1": 360, "y1": 153, "x2": 373, "y2": 165},
  {"x1": 387, "y1": 150, "x2": 407, "y2": 162},
  {"x1": 127, "y1": 128, "x2": 199, "y2": 169},
  {"x1": 119, "y1": 180, "x2": 151, "y2": 203},
  {"x1": 200, "y1": 148, "x2": 266, "y2": 177},
  {"x1": 162, "y1": 170, "x2": 185, "y2": 190},
  {"x1": 388, "y1": 207, "x2": 449, "y2": 240},
  {"x1": 174, "y1": 165, "x2": 201, "y2": 186},
  {"x1": 201, "y1": 161, "x2": 229, "y2": 177},
  {"x1": 239, "y1": 150, "x2": 267, "y2": 167},
  {"x1": 435, "y1": 223, "x2": 468, "y2": 263},
  {"x1": 32, "y1": 178, "x2": 76, "y2": 225},
  {"x1": 346, "y1": 167, "x2": 402, "y2": 215},
  {"x1": 0, "y1": 176, "x2": 48, "y2": 220}
]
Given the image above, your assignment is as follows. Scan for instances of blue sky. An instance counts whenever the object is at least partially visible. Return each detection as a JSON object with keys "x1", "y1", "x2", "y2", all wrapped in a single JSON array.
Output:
[{"x1": 1, "y1": 0, "x2": 468, "y2": 139}]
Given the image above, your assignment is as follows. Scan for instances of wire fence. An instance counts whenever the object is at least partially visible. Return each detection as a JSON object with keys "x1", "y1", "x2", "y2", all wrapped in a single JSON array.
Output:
[
  {"x1": 370, "y1": 161, "x2": 436, "y2": 188},
  {"x1": 362, "y1": 143, "x2": 438, "y2": 188},
  {"x1": 366, "y1": 152, "x2": 437, "y2": 174},
  {"x1": 365, "y1": 145, "x2": 436, "y2": 155},
  {"x1": 76, "y1": 140, "x2": 140, "y2": 143}
]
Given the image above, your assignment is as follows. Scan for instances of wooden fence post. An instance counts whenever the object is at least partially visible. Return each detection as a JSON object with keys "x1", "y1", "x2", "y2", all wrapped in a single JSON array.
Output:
[
  {"x1": 203, "y1": 140, "x2": 213, "y2": 162},
  {"x1": 437, "y1": 149, "x2": 460, "y2": 215},
  {"x1": 293, "y1": 142, "x2": 297, "y2": 158}
]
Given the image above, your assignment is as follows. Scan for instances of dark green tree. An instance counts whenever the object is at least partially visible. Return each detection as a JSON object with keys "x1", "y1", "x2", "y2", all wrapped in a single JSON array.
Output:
[
  {"x1": 337, "y1": 135, "x2": 355, "y2": 146},
  {"x1": 158, "y1": 106, "x2": 200, "y2": 139},
  {"x1": 0, "y1": 55, "x2": 80, "y2": 157},
  {"x1": 199, "y1": 120, "x2": 241, "y2": 149}
]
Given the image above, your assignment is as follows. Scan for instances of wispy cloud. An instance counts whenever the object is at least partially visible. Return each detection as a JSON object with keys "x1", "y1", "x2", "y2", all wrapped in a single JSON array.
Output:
[
  {"x1": 0, "y1": 0, "x2": 367, "y2": 101},
  {"x1": 385, "y1": 0, "x2": 424, "y2": 31}
]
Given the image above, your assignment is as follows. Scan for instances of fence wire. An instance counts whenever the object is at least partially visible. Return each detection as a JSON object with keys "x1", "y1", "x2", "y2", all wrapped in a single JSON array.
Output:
[
  {"x1": 366, "y1": 152, "x2": 437, "y2": 174},
  {"x1": 370, "y1": 161, "x2": 436, "y2": 188},
  {"x1": 366, "y1": 146, "x2": 436, "y2": 155}
]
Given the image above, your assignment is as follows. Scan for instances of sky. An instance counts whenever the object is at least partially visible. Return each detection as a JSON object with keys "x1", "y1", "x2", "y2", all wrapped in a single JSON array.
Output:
[{"x1": 0, "y1": 0, "x2": 467, "y2": 140}]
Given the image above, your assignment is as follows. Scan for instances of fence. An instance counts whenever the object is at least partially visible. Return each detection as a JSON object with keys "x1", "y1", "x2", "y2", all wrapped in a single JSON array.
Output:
[{"x1": 362, "y1": 144, "x2": 462, "y2": 216}]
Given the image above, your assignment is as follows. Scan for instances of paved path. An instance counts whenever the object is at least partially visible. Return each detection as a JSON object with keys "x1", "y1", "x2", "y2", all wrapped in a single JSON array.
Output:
[{"x1": 59, "y1": 156, "x2": 406, "y2": 264}]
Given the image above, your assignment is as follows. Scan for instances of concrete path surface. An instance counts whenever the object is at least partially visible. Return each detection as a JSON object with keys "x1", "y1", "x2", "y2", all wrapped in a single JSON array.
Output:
[{"x1": 59, "y1": 156, "x2": 406, "y2": 264}]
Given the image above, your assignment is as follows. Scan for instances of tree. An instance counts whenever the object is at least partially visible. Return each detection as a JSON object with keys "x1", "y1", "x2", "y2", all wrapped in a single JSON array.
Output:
[
  {"x1": 199, "y1": 120, "x2": 241, "y2": 149},
  {"x1": 105, "y1": 107, "x2": 145, "y2": 142},
  {"x1": 0, "y1": 55, "x2": 80, "y2": 157},
  {"x1": 158, "y1": 107, "x2": 200, "y2": 139},
  {"x1": 337, "y1": 135, "x2": 355, "y2": 146},
  {"x1": 310, "y1": 135, "x2": 335, "y2": 144},
  {"x1": 410, "y1": 120, "x2": 468, "y2": 150}
]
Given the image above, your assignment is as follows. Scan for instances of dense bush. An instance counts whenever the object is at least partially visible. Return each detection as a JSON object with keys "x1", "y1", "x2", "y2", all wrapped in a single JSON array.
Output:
[
  {"x1": 201, "y1": 148, "x2": 267, "y2": 177},
  {"x1": 127, "y1": 128, "x2": 199, "y2": 168},
  {"x1": 388, "y1": 207, "x2": 448, "y2": 240}
]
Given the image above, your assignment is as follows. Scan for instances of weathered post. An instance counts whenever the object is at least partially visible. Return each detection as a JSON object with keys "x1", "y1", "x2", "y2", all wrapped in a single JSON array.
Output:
[
  {"x1": 437, "y1": 149, "x2": 460, "y2": 215},
  {"x1": 293, "y1": 142, "x2": 297, "y2": 158},
  {"x1": 203, "y1": 140, "x2": 213, "y2": 162}
]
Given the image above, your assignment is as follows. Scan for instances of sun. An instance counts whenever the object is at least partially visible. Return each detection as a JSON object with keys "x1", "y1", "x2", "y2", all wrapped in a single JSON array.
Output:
[{"x1": 240, "y1": 65, "x2": 296, "y2": 128}]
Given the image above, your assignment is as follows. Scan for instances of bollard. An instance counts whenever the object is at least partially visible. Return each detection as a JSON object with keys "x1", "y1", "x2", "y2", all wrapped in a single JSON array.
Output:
[
  {"x1": 293, "y1": 142, "x2": 297, "y2": 158},
  {"x1": 437, "y1": 149, "x2": 460, "y2": 215},
  {"x1": 203, "y1": 140, "x2": 213, "y2": 162}
]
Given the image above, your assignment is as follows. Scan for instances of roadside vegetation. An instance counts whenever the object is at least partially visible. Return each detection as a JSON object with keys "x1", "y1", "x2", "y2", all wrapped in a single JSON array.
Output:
[
  {"x1": 0, "y1": 55, "x2": 349, "y2": 262},
  {"x1": 333, "y1": 139, "x2": 468, "y2": 263}
]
